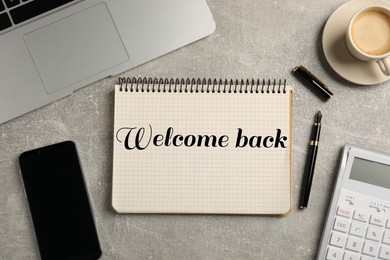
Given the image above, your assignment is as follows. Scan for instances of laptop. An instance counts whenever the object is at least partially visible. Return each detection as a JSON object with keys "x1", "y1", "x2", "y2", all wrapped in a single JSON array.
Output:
[{"x1": 0, "y1": 0, "x2": 215, "y2": 124}]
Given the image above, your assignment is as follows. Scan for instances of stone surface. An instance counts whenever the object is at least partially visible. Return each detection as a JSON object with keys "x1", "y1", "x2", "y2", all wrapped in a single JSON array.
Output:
[{"x1": 1, "y1": 1, "x2": 390, "y2": 259}]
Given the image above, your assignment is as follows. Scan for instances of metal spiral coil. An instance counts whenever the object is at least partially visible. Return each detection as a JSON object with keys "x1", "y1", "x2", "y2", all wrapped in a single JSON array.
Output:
[{"x1": 118, "y1": 77, "x2": 287, "y2": 94}]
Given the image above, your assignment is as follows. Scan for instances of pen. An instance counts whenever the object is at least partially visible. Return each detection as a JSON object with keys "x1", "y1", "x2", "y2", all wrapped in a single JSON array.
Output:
[
  {"x1": 292, "y1": 66, "x2": 333, "y2": 101},
  {"x1": 300, "y1": 110, "x2": 322, "y2": 209}
]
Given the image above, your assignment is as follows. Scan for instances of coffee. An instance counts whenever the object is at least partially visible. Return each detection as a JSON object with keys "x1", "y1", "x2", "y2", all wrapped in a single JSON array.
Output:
[{"x1": 351, "y1": 10, "x2": 390, "y2": 56}]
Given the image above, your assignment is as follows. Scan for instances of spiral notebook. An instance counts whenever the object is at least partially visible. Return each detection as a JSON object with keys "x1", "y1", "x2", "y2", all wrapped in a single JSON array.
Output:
[{"x1": 112, "y1": 78, "x2": 293, "y2": 215}]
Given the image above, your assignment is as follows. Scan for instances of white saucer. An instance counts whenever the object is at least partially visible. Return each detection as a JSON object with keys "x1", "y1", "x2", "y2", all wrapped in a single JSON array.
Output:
[{"x1": 322, "y1": 0, "x2": 390, "y2": 85}]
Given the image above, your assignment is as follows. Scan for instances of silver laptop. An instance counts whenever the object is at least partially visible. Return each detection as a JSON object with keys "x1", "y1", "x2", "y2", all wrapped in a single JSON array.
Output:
[{"x1": 0, "y1": 0, "x2": 215, "y2": 124}]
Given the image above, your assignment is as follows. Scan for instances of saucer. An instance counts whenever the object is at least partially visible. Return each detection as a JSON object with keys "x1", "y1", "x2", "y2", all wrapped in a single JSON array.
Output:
[{"x1": 322, "y1": 0, "x2": 390, "y2": 85}]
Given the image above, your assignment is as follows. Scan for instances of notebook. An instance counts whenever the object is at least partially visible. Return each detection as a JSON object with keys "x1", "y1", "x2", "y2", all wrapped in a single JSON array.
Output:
[{"x1": 112, "y1": 77, "x2": 293, "y2": 215}]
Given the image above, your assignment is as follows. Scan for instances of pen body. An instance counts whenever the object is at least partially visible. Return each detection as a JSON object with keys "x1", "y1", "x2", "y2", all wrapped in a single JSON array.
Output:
[
  {"x1": 300, "y1": 143, "x2": 319, "y2": 208},
  {"x1": 300, "y1": 116, "x2": 321, "y2": 209}
]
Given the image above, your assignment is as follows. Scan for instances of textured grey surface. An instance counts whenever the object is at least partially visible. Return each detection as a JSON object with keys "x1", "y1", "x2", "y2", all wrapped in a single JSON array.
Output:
[{"x1": 1, "y1": 0, "x2": 390, "y2": 259}]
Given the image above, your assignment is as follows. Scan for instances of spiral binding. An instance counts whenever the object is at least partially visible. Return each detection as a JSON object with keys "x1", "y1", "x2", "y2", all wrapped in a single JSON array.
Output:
[{"x1": 118, "y1": 77, "x2": 287, "y2": 94}]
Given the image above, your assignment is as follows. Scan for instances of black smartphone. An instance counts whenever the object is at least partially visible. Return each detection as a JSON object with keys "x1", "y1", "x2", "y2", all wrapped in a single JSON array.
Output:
[{"x1": 18, "y1": 141, "x2": 102, "y2": 260}]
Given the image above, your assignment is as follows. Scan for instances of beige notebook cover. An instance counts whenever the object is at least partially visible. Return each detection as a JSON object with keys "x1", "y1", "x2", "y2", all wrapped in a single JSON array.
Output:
[{"x1": 112, "y1": 78, "x2": 293, "y2": 215}]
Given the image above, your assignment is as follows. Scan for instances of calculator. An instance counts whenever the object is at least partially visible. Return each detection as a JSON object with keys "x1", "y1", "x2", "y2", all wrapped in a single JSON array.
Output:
[{"x1": 317, "y1": 145, "x2": 390, "y2": 260}]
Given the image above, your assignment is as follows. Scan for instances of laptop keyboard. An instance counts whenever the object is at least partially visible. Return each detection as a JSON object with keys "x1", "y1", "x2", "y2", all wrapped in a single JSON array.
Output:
[{"x1": 0, "y1": 0, "x2": 75, "y2": 32}]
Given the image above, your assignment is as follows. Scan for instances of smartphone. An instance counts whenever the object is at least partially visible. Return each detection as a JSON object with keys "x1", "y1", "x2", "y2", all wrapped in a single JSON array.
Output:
[{"x1": 19, "y1": 141, "x2": 102, "y2": 260}]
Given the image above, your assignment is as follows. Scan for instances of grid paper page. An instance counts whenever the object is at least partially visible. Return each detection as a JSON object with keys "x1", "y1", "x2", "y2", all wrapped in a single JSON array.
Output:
[{"x1": 112, "y1": 82, "x2": 292, "y2": 215}]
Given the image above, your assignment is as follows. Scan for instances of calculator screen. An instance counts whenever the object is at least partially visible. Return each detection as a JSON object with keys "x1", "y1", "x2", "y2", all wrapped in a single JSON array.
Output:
[{"x1": 350, "y1": 157, "x2": 390, "y2": 189}]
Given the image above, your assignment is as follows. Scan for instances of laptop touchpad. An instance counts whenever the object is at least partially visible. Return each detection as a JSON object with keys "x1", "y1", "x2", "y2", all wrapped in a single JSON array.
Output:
[{"x1": 24, "y1": 3, "x2": 129, "y2": 94}]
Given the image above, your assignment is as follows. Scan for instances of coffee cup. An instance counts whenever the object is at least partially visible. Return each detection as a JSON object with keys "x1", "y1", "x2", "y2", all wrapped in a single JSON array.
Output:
[{"x1": 346, "y1": 5, "x2": 390, "y2": 76}]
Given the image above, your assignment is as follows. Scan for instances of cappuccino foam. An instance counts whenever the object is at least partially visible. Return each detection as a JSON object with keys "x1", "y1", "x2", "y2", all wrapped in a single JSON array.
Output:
[{"x1": 352, "y1": 10, "x2": 390, "y2": 56}]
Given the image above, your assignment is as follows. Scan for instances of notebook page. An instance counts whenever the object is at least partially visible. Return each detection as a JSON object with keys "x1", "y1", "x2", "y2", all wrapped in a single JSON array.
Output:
[{"x1": 112, "y1": 83, "x2": 292, "y2": 214}]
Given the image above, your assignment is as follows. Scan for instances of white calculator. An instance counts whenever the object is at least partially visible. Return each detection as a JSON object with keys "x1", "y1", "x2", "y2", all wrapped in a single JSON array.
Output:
[{"x1": 317, "y1": 145, "x2": 390, "y2": 260}]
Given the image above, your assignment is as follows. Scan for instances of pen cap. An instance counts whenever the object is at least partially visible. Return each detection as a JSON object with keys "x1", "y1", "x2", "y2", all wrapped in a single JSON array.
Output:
[{"x1": 293, "y1": 66, "x2": 333, "y2": 101}]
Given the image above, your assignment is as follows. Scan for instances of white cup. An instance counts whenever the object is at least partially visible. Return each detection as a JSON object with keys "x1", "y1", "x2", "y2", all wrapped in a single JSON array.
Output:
[{"x1": 346, "y1": 5, "x2": 390, "y2": 76}]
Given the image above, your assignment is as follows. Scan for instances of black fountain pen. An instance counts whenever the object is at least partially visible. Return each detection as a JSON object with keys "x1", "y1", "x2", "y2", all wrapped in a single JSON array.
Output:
[{"x1": 300, "y1": 110, "x2": 322, "y2": 209}]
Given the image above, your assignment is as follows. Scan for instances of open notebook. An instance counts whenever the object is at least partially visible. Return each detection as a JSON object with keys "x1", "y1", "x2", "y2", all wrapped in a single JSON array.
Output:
[{"x1": 112, "y1": 78, "x2": 293, "y2": 215}]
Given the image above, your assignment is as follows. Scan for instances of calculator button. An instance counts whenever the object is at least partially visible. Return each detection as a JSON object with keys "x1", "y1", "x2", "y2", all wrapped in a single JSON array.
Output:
[
  {"x1": 343, "y1": 251, "x2": 359, "y2": 260},
  {"x1": 370, "y1": 214, "x2": 385, "y2": 227},
  {"x1": 330, "y1": 232, "x2": 346, "y2": 248},
  {"x1": 337, "y1": 206, "x2": 352, "y2": 218},
  {"x1": 334, "y1": 217, "x2": 350, "y2": 233},
  {"x1": 366, "y1": 226, "x2": 382, "y2": 242},
  {"x1": 361, "y1": 256, "x2": 375, "y2": 260},
  {"x1": 349, "y1": 222, "x2": 365, "y2": 237},
  {"x1": 353, "y1": 210, "x2": 369, "y2": 223},
  {"x1": 386, "y1": 219, "x2": 390, "y2": 229},
  {"x1": 379, "y1": 245, "x2": 390, "y2": 260},
  {"x1": 326, "y1": 247, "x2": 343, "y2": 260},
  {"x1": 383, "y1": 230, "x2": 390, "y2": 245},
  {"x1": 345, "y1": 237, "x2": 363, "y2": 252},
  {"x1": 362, "y1": 241, "x2": 379, "y2": 257}
]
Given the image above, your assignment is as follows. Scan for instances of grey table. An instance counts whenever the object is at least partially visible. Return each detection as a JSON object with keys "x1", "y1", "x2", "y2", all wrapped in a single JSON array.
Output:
[{"x1": 2, "y1": 1, "x2": 390, "y2": 259}]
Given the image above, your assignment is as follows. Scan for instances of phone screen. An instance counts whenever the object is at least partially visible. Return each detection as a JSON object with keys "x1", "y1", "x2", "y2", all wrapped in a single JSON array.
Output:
[{"x1": 19, "y1": 141, "x2": 101, "y2": 260}]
